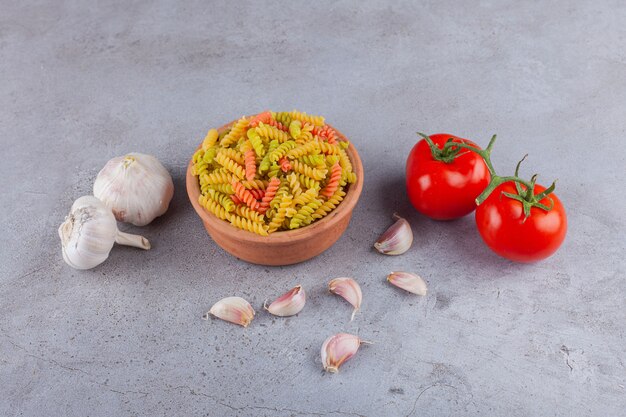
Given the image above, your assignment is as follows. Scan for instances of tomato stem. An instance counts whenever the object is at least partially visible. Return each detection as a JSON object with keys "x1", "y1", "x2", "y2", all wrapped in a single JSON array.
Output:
[
  {"x1": 417, "y1": 132, "x2": 464, "y2": 164},
  {"x1": 420, "y1": 133, "x2": 559, "y2": 219}
]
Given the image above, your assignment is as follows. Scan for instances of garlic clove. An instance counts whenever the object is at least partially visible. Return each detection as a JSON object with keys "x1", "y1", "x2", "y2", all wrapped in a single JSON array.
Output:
[
  {"x1": 204, "y1": 296, "x2": 255, "y2": 327},
  {"x1": 387, "y1": 271, "x2": 428, "y2": 295},
  {"x1": 374, "y1": 213, "x2": 413, "y2": 255},
  {"x1": 264, "y1": 285, "x2": 306, "y2": 317},
  {"x1": 93, "y1": 153, "x2": 174, "y2": 226},
  {"x1": 321, "y1": 333, "x2": 372, "y2": 373},
  {"x1": 59, "y1": 196, "x2": 150, "y2": 270},
  {"x1": 328, "y1": 277, "x2": 362, "y2": 321}
]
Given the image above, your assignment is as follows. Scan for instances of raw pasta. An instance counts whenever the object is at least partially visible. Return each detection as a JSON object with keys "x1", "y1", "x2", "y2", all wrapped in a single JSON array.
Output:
[{"x1": 192, "y1": 110, "x2": 357, "y2": 235}]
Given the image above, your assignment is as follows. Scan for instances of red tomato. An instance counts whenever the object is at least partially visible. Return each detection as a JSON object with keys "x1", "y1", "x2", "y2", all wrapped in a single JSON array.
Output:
[
  {"x1": 406, "y1": 134, "x2": 491, "y2": 220},
  {"x1": 475, "y1": 182, "x2": 567, "y2": 262}
]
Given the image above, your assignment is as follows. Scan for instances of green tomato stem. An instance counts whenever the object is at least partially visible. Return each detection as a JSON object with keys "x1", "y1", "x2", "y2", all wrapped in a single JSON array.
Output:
[{"x1": 415, "y1": 133, "x2": 559, "y2": 219}]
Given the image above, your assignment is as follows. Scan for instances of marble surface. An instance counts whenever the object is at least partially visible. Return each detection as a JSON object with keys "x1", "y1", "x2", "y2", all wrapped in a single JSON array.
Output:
[{"x1": 1, "y1": 1, "x2": 625, "y2": 416}]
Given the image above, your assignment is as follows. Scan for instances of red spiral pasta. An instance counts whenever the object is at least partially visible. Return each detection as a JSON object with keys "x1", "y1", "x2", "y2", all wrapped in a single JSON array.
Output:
[
  {"x1": 249, "y1": 111, "x2": 272, "y2": 128},
  {"x1": 248, "y1": 188, "x2": 265, "y2": 200},
  {"x1": 232, "y1": 180, "x2": 260, "y2": 210},
  {"x1": 231, "y1": 194, "x2": 242, "y2": 205},
  {"x1": 258, "y1": 177, "x2": 281, "y2": 214},
  {"x1": 278, "y1": 156, "x2": 292, "y2": 173},
  {"x1": 321, "y1": 163, "x2": 342, "y2": 198},
  {"x1": 244, "y1": 149, "x2": 257, "y2": 182},
  {"x1": 267, "y1": 119, "x2": 289, "y2": 132},
  {"x1": 312, "y1": 125, "x2": 337, "y2": 144}
]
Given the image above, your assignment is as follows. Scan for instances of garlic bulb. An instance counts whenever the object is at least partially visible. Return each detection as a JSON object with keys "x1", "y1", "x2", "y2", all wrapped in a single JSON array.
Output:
[
  {"x1": 58, "y1": 196, "x2": 151, "y2": 269},
  {"x1": 93, "y1": 153, "x2": 174, "y2": 226}
]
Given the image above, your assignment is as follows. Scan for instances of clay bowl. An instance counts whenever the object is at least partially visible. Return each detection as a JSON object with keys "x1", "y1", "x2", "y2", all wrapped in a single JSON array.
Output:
[{"x1": 186, "y1": 117, "x2": 364, "y2": 266}]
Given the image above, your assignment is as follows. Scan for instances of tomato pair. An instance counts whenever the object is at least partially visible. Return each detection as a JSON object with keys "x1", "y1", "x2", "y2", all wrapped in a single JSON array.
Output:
[{"x1": 405, "y1": 134, "x2": 567, "y2": 262}]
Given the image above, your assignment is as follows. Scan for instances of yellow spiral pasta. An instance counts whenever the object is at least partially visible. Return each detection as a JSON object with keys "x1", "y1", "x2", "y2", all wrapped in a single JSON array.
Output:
[
  {"x1": 291, "y1": 187, "x2": 318, "y2": 208},
  {"x1": 312, "y1": 188, "x2": 346, "y2": 219},
  {"x1": 267, "y1": 193, "x2": 294, "y2": 233},
  {"x1": 217, "y1": 148, "x2": 245, "y2": 165},
  {"x1": 286, "y1": 141, "x2": 320, "y2": 159},
  {"x1": 204, "y1": 168, "x2": 234, "y2": 185},
  {"x1": 286, "y1": 172, "x2": 302, "y2": 197},
  {"x1": 291, "y1": 160, "x2": 328, "y2": 181},
  {"x1": 191, "y1": 110, "x2": 357, "y2": 235},
  {"x1": 220, "y1": 117, "x2": 250, "y2": 147},
  {"x1": 202, "y1": 129, "x2": 219, "y2": 150},
  {"x1": 256, "y1": 122, "x2": 291, "y2": 143},
  {"x1": 206, "y1": 183, "x2": 234, "y2": 194},
  {"x1": 285, "y1": 110, "x2": 325, "y2": 127},
  {"x1": 199, "y1": 195, "x2": 231, "y2": 220},
  {"x1": 214, "y1": 152, "x2": 246, "y2": 180},
  {"x1": 230, "y1": 214, "x2": 269, "y2": 236},
  {"x1": 234, "y1": 205, "x2": 265, "y2": 222}
]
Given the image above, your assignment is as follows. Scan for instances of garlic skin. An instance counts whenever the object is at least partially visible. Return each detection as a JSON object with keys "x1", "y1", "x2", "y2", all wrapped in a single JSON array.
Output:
[
  {"x1": 321, "y1": 333, "x2": 371, "y2": 373},
  {"x1": 328, "y1": 278, "x2": 362, "y2": 321},
  {"x1": 264, "y1": 285, "x2": 306, "y2": 317},
  {"x1": 374, "y1": 213, "x2": 413, "y2": 255},
  {"x1": 58, "y1": 196, "x2": 151, "y2": 270},
  {"x1": 387, "y1": 272, "x2": 428, "y2": 295},
  {"x1": 204, "y1": 296, "x2": 255, "y2": 327},
  {"x1": 93, "y1": 153, "x2": 174, "y2": 226}
]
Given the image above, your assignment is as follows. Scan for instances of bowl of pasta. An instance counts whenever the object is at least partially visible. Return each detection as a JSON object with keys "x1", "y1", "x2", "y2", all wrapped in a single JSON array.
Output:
[{"x1": 186, "y1": 111, "x2": 364, "y2": 266}]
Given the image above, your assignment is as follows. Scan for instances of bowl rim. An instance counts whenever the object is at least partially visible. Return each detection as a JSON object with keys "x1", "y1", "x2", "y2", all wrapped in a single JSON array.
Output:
[{"x1": 186, "y1": 115, "x2": 364, "y2": 244}]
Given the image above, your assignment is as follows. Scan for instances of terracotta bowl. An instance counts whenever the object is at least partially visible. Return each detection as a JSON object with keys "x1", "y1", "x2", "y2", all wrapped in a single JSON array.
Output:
[{"x1": 186, "y1": 117, "x2": 364, "y2": 266}]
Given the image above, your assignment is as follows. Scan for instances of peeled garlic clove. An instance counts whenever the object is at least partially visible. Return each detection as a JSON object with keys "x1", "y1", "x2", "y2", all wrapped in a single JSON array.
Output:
[
  {"x1": 264, "y1": 285, "x2": 306, "y2": 317},
  {"x1": 204, "y1": 296, "x2": 255, "y2": 327},
  {"x1": 374, "y1": 213, "x2": 413, "y2": 255},
  {"x1": 387, "y1": 271, "x2": 428, "y2": 295},
  {"x1": 93, "y1": 153, "x2": 174, "y2": 226},
  {"x1": 58, "y1": 196, "x2": 150, "y2": 270},
  {"x1": 328, "y1": 277, "x2": 362, "y2": 321},
  {"x1": 321, "y1": 333, "x2": 372, "y2": 373}
]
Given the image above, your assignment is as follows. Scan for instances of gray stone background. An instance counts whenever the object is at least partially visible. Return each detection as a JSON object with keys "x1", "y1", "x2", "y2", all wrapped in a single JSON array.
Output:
[{"x1": 1, "y1": 0, "x2": 625, "y2": 416}]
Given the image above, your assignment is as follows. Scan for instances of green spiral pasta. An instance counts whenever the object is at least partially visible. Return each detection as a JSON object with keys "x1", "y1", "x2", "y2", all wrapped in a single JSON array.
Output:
[
  {"x1": 208, "y1": 189, "x2": 235, "y2": 213},
  {"x1": 247, "y1": 128, "x2": 266, "y2": 156},
  {"x1": 297, "y1": 173, "x2": 320, "y2": 190},
  {"x1": 269, "y1": 140, "x2": 297, "y2": 162},
  {"x1": 289, "y1": 199, "x2": 323, "y2": 229}
]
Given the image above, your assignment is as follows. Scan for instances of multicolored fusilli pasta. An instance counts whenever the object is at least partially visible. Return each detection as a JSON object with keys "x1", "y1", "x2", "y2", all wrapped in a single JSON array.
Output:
[{"x1": 191, "y1": 110, "x2": 357, "y2": 235}]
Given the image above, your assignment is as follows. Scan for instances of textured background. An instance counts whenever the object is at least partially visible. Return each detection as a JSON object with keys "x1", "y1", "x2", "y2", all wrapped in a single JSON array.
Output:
[{"x1": 1, "y1": 1, "x2": 625, "y2": 416}]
